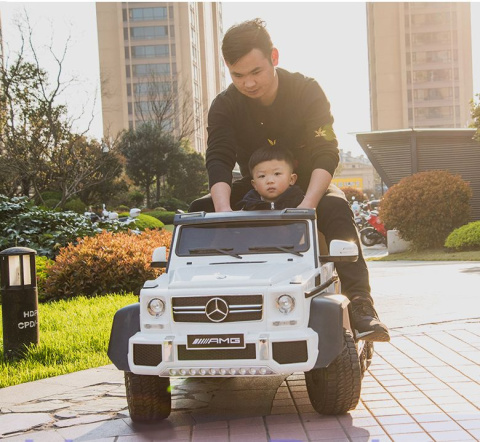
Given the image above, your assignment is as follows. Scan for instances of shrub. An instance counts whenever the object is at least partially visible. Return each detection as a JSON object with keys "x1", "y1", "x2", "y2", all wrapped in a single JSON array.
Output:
[
  {"x1": 119, "y1": 213, "x2": 164, "y2": 230},
  {"x1": 444, "y1": 221, "x2": 480, "y2": 251},
  {"x1": 341, "y1": 187, "x2": 365, "y2": 204},
  {"x1": 128, "y1": 190, "x2": 145, "y2": 207},
  {"x1": 38, "y1": 190, "x2": 62, "y2": 205},
  {"x1": 44, "y1": 229, "x2": 172, "y2": 301},
  {"x1": 380, "y1": 170, "x2": 472, "y2": 250},
  {"x1": 153, "y1": 197, "x2": 189, "y2": 212},
  {"x1": 35, "y1": 255, "x2": 54, "y2": 302},
  {"x1": 0, "y1": 195, "x2": 132, "y2": 259},
  {"x1": 147, "y1": 210, "x2": 176, "y2": 225},
  {"x1": 64, "y1": 198, "x2": 86, "y2": 214},
  {"x1": 0, "y1": 195, "x2": 100, "y2": 258}
]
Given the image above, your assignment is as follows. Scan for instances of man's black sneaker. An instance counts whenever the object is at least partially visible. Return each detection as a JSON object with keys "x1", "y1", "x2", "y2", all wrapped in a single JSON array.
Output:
[{"x1": 350, "y1": 297, "x2": 391, "y2": 342}]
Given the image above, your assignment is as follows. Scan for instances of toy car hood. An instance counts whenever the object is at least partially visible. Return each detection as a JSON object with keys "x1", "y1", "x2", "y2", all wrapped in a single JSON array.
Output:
[{"x1": 166, "y1": 261, "x2": 314, "y2": 289}]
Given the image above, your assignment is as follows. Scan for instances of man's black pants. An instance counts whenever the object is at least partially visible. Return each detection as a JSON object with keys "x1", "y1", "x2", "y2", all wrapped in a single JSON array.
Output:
[{"x1": 189, "y1": 181, "x2": 371, "y2": 301}]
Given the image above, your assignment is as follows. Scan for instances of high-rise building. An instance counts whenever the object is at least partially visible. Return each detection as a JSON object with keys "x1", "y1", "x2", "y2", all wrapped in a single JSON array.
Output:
[
  {"x1": 95, "y1": 2, "x2": 226, "y2": 153},
  {"x1": 367, "y1": 2, "x2": 473, "y2": 130}
]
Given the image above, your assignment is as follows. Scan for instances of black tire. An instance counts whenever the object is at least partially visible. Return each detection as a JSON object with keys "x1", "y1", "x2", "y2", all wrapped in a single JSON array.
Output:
[
  {"x1": 124, "y1": 372, "x2": 171, "y2": 423},
  {"x1": 360, "y1": 227, "x2": 380, "y2": 247},
  {"x1": 305, "y1": 330, "x2": 362, "y2": 415}
]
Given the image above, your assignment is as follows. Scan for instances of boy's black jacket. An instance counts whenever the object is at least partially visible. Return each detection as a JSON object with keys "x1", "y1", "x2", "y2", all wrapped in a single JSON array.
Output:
[{"x1": 236, "y1": 185, "x2": 305, "y2": 211}]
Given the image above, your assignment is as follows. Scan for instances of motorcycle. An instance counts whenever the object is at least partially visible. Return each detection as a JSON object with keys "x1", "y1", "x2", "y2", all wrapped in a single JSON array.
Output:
[{"x1": 359, "y1": 210, "x2": 387, "y2": 247}]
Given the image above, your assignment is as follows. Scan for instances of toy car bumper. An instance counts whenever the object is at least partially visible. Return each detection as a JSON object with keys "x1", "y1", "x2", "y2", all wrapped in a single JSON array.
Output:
[{"x1": 127, "y1": 328, "x2": 319, "y2": 376}]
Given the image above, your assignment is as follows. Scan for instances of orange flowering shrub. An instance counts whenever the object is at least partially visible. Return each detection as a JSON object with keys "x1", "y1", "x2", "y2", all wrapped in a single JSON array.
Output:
[
  {"x1": 380, "y1": 170, "x2": 472, "y2": 250},
  {"x1": 44, "y1": 229, "x2": 172, "y2": 301}
]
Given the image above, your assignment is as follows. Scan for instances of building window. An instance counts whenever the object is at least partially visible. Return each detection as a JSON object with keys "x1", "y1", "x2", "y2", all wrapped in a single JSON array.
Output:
[
  {"x1": 408, "y1": 50, "x2": 453, "y2": 65},
  {"x1": 130, "y1": 26, "x2": 168, "y2": 40},
  {"x1": 413, "y1": 87, "x2": 454, "y2": 101},
  {"x1": 414, "y1": 106, "x2": 456, "y2": 119},
  {"x1": 134, "y1": 82, "x2": 172, "y2": 95},
  {"x1": 410, "y1": 31, "x2": 452, "y2": 46},
  {"x1": 411, "y1": 68, "x2": 457, "y2": 83},
  {"x1": 409, "y1": 12, "x2": 456, "y2": 27},
  {"x1": 129, "y1": 7, "x2": 167, "y2": 21},
  {"x1": 131, "y1": 44, "x2": 169, "y2": 58},
  {"x1": 132, "y1": 63, "x2": 171, "y2": 77}
]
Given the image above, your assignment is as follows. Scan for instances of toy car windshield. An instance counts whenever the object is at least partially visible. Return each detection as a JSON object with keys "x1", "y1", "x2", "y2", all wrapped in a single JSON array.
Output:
[{"x1": 176, "y1": 220, "x2": 309, "y2": 257}]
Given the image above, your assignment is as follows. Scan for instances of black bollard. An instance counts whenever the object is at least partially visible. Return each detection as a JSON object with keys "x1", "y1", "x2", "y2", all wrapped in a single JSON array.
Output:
[{"x1": 0, "y1": 247, "x2": 39, "y2": 361}]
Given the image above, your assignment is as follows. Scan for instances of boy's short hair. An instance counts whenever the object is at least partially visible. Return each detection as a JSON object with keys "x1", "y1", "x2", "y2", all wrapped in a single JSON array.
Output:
[
  {"x1": 222, "y1": 18, "x2": 274, "y2": 65},
  {"x1": 249, "y1": 146, "x2": 295, "y2": 176}
]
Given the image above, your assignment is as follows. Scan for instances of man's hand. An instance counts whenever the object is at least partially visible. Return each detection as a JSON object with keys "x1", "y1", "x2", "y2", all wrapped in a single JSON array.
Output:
[
  {"x1": 297, "y1": 169, "x2": 332, "y2": 209},
  {"x1": 211, "y1": 182, "x2": 233, "y2": 212}
]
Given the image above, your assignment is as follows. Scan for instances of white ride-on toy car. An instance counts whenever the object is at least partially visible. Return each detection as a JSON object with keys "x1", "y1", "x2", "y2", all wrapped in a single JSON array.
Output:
[{"x1": 108, "y1": 209, "x2": 373, "y2": 422}]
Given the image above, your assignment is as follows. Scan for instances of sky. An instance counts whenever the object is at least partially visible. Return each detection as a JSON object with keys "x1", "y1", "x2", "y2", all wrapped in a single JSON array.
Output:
[{"x1": 1, "y1": 1, "x2": 479, "y2": 157}]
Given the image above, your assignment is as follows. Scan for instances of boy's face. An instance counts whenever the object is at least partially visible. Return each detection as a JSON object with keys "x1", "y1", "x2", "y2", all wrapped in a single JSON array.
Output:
[{"x1": 251, "y1": 159, "x2": 297, "y2": 202}]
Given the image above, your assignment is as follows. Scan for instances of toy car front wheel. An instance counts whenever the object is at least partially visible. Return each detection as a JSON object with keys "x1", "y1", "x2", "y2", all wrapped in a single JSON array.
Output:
[
  {"x1": 124, "y1": 372, "x2": 171, "y2": 423},
  {"x1": 305, "y1": 329, "x2": 362, "y2": 414}
]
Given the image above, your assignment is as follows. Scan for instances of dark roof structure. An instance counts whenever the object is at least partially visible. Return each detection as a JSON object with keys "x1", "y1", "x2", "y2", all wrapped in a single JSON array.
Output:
[{"x1": 356, "y1": 129, "x2": 480, "y2": 221}]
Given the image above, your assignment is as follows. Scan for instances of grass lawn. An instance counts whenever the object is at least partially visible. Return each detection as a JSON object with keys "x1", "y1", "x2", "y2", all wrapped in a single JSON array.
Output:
[
  {"x1": 0, "y1": 293, "x2": 137, "y2": 388},
  {"x1": 370, "y1": 248, "x2": 480, "y2": 261}
]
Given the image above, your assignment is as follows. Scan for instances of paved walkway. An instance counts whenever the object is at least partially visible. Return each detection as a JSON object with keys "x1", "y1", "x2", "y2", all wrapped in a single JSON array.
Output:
[
  {"x1": 1, "y1": 259, "x2": 480, "y2": 441},
  {"x1": 1, "y1": 321, "x2": 479, "y2": 441}
]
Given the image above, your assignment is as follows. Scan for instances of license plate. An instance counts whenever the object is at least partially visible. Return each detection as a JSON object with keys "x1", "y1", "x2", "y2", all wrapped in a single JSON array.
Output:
[{"x1": 187, "y1": 334, "x2": 245, "y2": 349}]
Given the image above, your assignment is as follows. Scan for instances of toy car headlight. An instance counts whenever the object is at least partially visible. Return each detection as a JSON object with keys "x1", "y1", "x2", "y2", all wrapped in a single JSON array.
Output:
[
  {"x1": 276, "y1": 295, "x2": 295, "y2": 314},
  {"x1": 147, "y1": 298, "x2": 165, "y2": 317}
]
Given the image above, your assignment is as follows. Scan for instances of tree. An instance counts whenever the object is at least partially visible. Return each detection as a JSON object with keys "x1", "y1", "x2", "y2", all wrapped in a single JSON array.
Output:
[
  {"x1": 166, "y1": 144, "x2": 208, "y2": 204},
  {"x1": 0, "y1": 13, "x2": 119, "y2": 207},
  {"x1": 118, "y1": 124, "x2": 180, "y2": 207},
  {"x1": 471, "y1": 93, "x2": 480, "y2": 141},
  {"x1": 132, "y1": 73, "x2": 196, "y2": 141}
]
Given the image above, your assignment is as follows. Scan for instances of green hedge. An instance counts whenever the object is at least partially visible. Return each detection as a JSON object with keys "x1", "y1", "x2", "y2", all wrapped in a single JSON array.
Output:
[
  {"x1": 119, "y1": 213, "x2": 164, "y2": 230},
  {"x1": 146, "y1": 210, "x2": 176, "y2": 225},
  {"x1": 445, "y1": 221, "x2": 480, "y2": 252}
]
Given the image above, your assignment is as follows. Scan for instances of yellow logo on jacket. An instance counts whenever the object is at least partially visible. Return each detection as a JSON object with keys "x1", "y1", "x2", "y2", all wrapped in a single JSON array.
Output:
[{"x1": 314, "y1": 124, "x2": 336, "y2": 141}]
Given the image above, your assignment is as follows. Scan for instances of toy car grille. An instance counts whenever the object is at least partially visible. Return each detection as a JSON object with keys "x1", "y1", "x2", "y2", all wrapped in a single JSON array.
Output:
[
  {"x1": 177, "y1": 344, "x2": 256, "y2": 360},
  {"x1": 272, "y1": 341, "x2": 308, "y2": 364},
  {"x1": 172, "y1": 295, "x2": 263, "y2": 323},
  {"x1": 133, "y1": 344, "x2": 162, "y2": 366}
]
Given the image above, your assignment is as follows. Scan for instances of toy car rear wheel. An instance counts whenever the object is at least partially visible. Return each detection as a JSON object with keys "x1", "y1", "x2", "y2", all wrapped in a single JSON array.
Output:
[
  {"x1": 305, "y1": 329, "x2": 362, "y2": 414},
  {"x1": 124, "y1": 372, "x2": 171, "y2": 423}
]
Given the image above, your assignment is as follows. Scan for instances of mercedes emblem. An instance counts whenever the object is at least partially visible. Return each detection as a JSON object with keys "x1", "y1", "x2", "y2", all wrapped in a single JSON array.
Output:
[{"x1": 205, "y1": 297, "x2": 229, "y2": 322}]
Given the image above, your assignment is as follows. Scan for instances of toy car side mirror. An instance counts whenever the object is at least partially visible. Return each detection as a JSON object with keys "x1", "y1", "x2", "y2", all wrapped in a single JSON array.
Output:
[
  {"x1": 320, "y1": 240, "x2": 358, "y2": 262},
  {"x1": 151, "y1": 246, "x2": 167, "y2": 268}
]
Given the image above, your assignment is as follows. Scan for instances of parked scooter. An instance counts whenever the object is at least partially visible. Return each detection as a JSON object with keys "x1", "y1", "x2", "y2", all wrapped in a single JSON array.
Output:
[
  {"x1": 351, "y1": 197, "x2": 368, "y2": 230},
  {"x1": 359, "y1": 210, "x2": 387, "y2": 246},
  {"x1": 84, "y1": 205, "x2": 141, "y2": 232}
]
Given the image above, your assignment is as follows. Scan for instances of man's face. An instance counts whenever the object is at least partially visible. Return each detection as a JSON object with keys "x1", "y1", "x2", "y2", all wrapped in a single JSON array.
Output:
[
  {"x1": 251, "y1": 159, "x2": 297, "y2": 202},
  {"x1": 226, "y1": 48, "x2": 279, "y2": 106}
]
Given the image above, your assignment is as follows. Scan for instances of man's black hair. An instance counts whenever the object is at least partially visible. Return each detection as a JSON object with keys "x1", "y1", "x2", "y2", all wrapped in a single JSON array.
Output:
[
  {"x1": 248, "y1": 145, "x2": 295, "y2": 175},
  {"x1": 222, "y1": 18, "x2": 274, "y2": 65}
]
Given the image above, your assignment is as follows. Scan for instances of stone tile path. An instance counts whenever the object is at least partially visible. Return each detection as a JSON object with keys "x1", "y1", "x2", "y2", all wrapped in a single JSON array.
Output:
[{"x1": 1, "y1": 320, "x2": 479, "y2": 441}]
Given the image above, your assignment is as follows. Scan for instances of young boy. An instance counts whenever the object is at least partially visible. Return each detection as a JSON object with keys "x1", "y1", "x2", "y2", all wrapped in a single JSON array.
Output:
[{"x1": 236, "y1": 146, "x2": 305, "y2": 210}]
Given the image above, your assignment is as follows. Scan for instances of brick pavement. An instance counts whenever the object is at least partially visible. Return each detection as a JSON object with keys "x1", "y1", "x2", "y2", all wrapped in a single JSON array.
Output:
[{"x1": 1, "y1": 320, "x2": 479, "y2": 441}]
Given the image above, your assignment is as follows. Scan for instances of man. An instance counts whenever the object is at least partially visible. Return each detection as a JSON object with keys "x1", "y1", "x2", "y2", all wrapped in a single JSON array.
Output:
[{"x1": 190, "y1": 18, "x2": 390, "y2": 342}]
